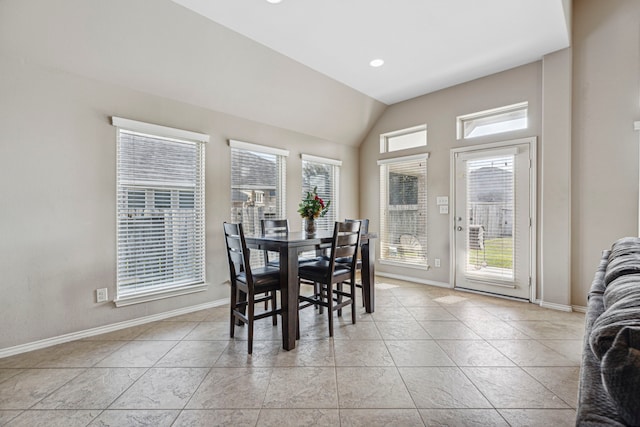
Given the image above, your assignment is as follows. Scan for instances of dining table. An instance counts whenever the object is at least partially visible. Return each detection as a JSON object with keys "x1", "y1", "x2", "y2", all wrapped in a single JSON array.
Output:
[{"x1": 244, "y1": 229, "x2": 376, "y2": 351}]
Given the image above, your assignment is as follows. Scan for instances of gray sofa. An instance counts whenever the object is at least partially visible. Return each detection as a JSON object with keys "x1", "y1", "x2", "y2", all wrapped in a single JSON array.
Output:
[{"x1": 577, "y1": 237, "x2": 640, "y2": 426}]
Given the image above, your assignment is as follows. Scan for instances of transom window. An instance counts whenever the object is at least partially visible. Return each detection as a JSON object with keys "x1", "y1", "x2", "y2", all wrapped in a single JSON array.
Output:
[
  {"x1": 457, "y1": 102, "x2": 528, "y2": 139},
  {"x1": 113, "y1": 117, "x2": 207, "y2": 306},
  {"x1": 380, "y1": 125, "x2": 427, "y2": 153}
]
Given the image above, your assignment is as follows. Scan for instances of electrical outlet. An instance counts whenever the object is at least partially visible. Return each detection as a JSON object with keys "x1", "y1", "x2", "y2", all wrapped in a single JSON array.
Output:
[
  {"x1": 435, "y1": 258, "x2": 441, "y2": 268},
  {"x1": 96, "y1": 288, "x2": 108, "y2": 303}
]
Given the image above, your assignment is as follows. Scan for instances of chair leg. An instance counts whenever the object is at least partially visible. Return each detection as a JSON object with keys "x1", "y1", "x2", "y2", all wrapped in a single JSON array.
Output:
[
  {"x1": 230, "y1": 285, "x2": 237, "y2": 338},
  {"x1": 327, "y1": 281, "x2": 334, "y2": 337},
  {"x1": 351, "y1": 282, "x2": 357, "y2": 325},
  {"x1": 318, "y1": 282, "x2": 324, "y2": 314},
  {"x1": 337, "y1": 282, "x2": 343, "y2": 317},
  {"x1": 271, "y1": 291, "x2": 278, "y2": 326},
  {"x1": 248, "y1": 293, "x2": 255, "y2": 355},
  {"x1": 296, "y1": 304, "x2": 300, "y2": 340},
  {"x1": 314, "y1": 282, "x2": 320, "y2": 310}
]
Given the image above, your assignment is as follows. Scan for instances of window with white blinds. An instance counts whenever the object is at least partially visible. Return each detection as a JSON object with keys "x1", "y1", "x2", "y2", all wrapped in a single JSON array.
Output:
[
  {"x1": 113, "y1": 118, "x2": 207, "y2": 306},
  {"x1": 230, "y1": 140, "x2": 288, "y2": 266},
  {"x1": 378, "y1": 154, "x2": 428, "y2": 267},
  {"x1": 301, "y1": 154, "x2": 341, "y2": 232}
]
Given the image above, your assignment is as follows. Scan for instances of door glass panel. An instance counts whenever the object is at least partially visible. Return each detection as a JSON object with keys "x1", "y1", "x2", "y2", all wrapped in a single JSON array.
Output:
[{"x1": 465, "y1": 155, "x2": 514, "y2": 281}]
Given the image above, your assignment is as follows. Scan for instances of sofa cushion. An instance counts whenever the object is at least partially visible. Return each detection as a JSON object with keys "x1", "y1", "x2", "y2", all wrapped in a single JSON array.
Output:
[
  {"x1": 590, "y1": 307, "x2": 640, "y2": 360},
  {"x1": 604, "y1": 253, "x2": 640, "y2": 287},
  {"x1": 604, "y1": 273, "x2": 640, "y2": 311},
  {"x1": 608, "y1": 237, "x2": 640, "y2": 260},
  {"x1": 601, "y1": 326, "x2": 640, "y2": 426}
]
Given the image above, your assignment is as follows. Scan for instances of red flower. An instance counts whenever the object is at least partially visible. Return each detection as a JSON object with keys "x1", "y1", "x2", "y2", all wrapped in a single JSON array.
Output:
[{"x1": 315, "y1": 195, "x2": 325, "y2": 208}]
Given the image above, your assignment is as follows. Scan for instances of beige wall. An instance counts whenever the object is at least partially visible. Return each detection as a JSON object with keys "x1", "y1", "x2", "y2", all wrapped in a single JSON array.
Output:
[
  {"x1": 571, "y1": 0, "x2": 640, "y2": 305},
  {"x1": 4, "y1": 0, "x2": 640, "y2": 352},
  {"x1": 541, "y1": 47, "x2": 572, "y2": 308},
  {"x1": 0, "y1": 55, "x2": 360, "y2": 350},
  {"x1": 359, "y1": 63, "x2": 542, "y2": 286},
  {"x1": 360, "y1": 0, "x2": 640, "y2": 309}
]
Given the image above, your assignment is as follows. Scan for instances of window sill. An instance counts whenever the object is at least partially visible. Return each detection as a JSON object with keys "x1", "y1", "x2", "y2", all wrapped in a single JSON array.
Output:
[
  {"x1": 114, "y1": 282, "x2": 208, "y2": 307},
  {"x1": 379, "y1": 259, "x2": 430, "y2": 270}
]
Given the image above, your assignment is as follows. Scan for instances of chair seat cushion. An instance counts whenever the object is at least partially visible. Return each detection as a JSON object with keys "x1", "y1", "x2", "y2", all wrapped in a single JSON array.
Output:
[
  {"x1": 321, "y1": 255, "x2": 361, "y2": 269},
  {"x1": 236, "y1": 266, "x2": 281, "y2": 290},
  {"x1": 298, "y1": 260, "x2": 351, "y2": 283},
  {"x1": 299, "y1": 256, "x2": 322, "y2": 265}
]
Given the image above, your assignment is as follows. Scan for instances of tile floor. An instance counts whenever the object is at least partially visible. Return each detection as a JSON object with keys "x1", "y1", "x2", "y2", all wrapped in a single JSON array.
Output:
[{"x1": 0, "y1": 278, "x2": 586, "y2": 426}]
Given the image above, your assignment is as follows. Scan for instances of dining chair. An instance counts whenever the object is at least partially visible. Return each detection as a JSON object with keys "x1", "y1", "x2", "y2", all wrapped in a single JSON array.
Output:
[
  {"x1": 297, "y1": 220, "x2": 361, "y2": 337},
  {"x1": 343, "y1": 218, "x2": 369, "y2": 305},
  {"x1": 260, "y1": 219, "x2": 290, "y2": 311},
  {"x1": 223, "y1": 222, "x2": 282, "y2": 354},
  {"x1": 261, "y1": 218, "x2": 320, "y2": 309},
  {"x1": 260, "y1": 219, "x2": 289, "y2": 268},
  {"x1": 319, "y1": 219, "x2": 369, "y2": 306}
]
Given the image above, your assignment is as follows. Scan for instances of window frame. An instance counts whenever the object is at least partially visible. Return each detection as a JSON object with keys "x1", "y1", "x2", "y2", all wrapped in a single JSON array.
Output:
[
  {"x1": 112, "y1": 117, "x2": 208, "y2": 307},
  {"x1": 378, "y1": 153, "x2": 429, "y2": 269}
]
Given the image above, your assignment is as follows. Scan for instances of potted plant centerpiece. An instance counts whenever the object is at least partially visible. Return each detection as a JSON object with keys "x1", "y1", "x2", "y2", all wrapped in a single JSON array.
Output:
[{"x1": 298, "y1": 186, "x2": 330, "y2": 236}]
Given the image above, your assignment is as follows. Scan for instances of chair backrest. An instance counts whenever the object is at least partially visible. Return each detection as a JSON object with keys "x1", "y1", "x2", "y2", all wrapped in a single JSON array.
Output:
[
  {"x1": 261, "y1": 219, "x2": 289, "y2": 235},
  {"x1": 260, "y1": 219, "x2": 289, "y2": 264},
  {"x1": 346, "y1": 218, "x2": 369, "y2": 235},
  {"x1": 326, "y1": 220, "x2": 361, "y2": 281},
  {"x1": 223, "y1": 222, "x2": 254, "y2": 288}
]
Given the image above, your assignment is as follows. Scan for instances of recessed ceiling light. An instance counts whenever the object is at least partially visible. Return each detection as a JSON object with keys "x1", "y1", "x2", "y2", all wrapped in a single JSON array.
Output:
[
  {"x1": 369, "y1": 59, "x2": 384, "y2": 68},
  {"x1": 266, "y1": 0, "x2": 282, "y2": 3}
]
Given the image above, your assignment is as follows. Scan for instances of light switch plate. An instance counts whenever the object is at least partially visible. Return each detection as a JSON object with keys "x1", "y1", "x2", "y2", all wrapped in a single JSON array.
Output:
[
  {"x1": 436, "y1": 196, "x2": 448, "y2": 205},
  {"x1": 439, "y1": 205, "x2": 449, "y2": 214}
]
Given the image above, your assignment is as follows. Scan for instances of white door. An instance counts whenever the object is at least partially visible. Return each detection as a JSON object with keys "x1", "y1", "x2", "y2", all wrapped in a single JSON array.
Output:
[{"x1": 453, "y1": 140, "x2": 534, "y2": 300}]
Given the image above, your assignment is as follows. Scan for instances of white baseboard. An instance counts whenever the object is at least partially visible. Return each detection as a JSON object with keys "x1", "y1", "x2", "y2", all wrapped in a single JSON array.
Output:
[
  {"x1": 572, "y1": 305, "x2": 587, "y2": 313},
  {"x1": 376, "y1": 272, "x2": 450, "y2": 288},
  {"x1": 0, "y1": 298, "x2": 229, "y2": 359},
  {"x1": 539, "y1": 300, "x2": 573, "y2": 312}
]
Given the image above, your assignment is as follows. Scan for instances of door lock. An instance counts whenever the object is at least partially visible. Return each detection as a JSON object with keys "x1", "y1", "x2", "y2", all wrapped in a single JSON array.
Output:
[{"x1": 457, "y1": 226, "x2": 463, "y2": 231}]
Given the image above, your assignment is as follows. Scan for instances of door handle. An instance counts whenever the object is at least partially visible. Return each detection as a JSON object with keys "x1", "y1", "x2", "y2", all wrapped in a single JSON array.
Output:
[{"x1": 457, "y1": 226, "x2": 463, "y2": 231}]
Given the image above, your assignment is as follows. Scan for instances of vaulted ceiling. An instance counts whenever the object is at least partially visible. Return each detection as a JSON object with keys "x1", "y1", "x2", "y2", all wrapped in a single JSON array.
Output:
[
  {"x1": 173, "y1": 0, "x2": 570, "y2": 105},
  {"x1": 0, "y1": 0, "x2": 570, "y2": 146}
]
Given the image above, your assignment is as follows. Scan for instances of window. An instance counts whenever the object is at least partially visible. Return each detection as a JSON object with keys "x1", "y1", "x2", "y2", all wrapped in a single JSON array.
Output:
[
  {"x1": 380, "y1": 124, "x2": 427, "y2": 153},
  {"x1": 301, "y1": 154, "x2": 341, "y2": 232},
  {"x1": 113, "y1": 117, "x2": 207, "y2": 306},
  {"x1": 457, "y1": 102, "x2": 528, "y2": 139},
  {"x1": 378, "y1": 154, "x2": 428, "y2": 267},
  {"x1": 230, "y1": 140, "x2": 288, "y2": 265}
]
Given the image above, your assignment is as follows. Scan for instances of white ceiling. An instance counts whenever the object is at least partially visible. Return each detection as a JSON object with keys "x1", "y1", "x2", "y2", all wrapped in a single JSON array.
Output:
[{"x1": 172, "y1": 0, "x2": 570, "y2": 105}]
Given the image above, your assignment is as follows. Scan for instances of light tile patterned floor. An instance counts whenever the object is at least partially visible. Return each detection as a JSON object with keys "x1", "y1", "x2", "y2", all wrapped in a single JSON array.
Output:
[{"x1": 0, "y1": 278, "x2": 585, "y2": 426}]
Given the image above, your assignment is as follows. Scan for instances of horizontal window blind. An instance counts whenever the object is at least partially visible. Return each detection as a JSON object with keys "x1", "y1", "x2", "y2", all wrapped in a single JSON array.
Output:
[
  {"x1": 464, "y1": 154, "x2": 515, "y2": 281},
  {"x1": 117, "y1": 129, "x2": 205, "y2": 298},
  {"x1": 301, "y1": 155, "x2": 340, "y2": 232},
  {"x1": 231, "y1": 142, "x2": 287, "y2": 267},
  {"x1": 379, "y1": 155, "x2": 428, "y2": 266}
]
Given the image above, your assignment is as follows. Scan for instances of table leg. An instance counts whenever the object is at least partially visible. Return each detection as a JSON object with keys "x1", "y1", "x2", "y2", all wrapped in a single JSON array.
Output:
[
  {"x1": 361, "y1": 241, "x2": 375, "y2": 313},
  {"x1": 280, "y1": 246, "x2": 299, "y2": 350}
]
